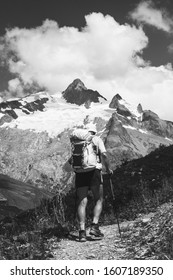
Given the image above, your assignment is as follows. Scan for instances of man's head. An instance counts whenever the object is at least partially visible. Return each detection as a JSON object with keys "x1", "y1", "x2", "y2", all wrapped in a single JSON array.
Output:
[{"x1": 85, "y1": 124, "x2": 97, "y2": 135}]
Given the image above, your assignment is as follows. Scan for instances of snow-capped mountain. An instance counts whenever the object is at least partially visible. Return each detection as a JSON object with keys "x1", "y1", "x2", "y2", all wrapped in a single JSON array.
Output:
[
  {"x1": 1, "y1": 79, "x2": 173, "y2": 140},
  {"x1": 62, "y1": 78, "x2": 107, "y2": 106},
  {"x1": 0, "y1": 92, "x2": 111, "y2": 137},
  {"x1": 1, "y1": 78, "x2": 173, "y2": 219},
  {"x1": 0, "y1": 79, "x2": 109, "y2": 136}
]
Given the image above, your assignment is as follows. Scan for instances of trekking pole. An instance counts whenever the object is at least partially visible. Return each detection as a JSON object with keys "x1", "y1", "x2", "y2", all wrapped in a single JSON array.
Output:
[
  {"x1": 109, "y1": 176, "x2": 122, "y2": 240},
  {"x1": 74, "y1": 185, "x2": 78, "y2": 222}
]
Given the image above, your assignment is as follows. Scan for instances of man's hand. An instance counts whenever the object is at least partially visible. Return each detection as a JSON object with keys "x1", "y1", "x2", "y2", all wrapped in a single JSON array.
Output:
[{"x1": 101, "y1": 153, "x2": 113, "y2": 176}]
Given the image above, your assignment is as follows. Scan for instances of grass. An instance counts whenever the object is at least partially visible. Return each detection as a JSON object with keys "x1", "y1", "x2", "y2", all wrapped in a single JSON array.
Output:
[
  {"x1": 122, "y1": 202, "x2": 173, "y2": 260},
  {"x1": 0, "y1": 196, "x2": 68, "y2": 260}
]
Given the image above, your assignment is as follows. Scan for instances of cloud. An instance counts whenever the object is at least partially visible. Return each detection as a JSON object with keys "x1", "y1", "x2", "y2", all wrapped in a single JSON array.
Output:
[
  {"x1": 113, "y1": 64, "x2": 173, "y2": 121},
  {"x1": 8, "y1": 78, "x2": 21, "y2": 92},
  {"x1": 1, "y1": 13, "x2": 148, "y2": 93},
  {"x1": 129, "y1": 0, "x2": 173, "y2": 32},
  {"x1": 1, "y1": 12, "x2": 173, "y2": 121}
]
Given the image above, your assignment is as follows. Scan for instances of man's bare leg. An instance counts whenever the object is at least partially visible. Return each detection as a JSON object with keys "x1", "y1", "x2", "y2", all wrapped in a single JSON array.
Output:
[
  {"x1": 90, "y1": 184, "x2": 104, "y2": 238},
  {"x1": 93, "y1": 196, "x2": 103, "y2": 224},
  {"x1": 77, "y1": 197, "x2": 87, "y2": 230}
]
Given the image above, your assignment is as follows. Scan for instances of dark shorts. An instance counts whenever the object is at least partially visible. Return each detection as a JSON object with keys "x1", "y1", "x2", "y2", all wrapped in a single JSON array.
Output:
[{"x1": 75, "y1": 169, "x2": 103, "y2": 202}]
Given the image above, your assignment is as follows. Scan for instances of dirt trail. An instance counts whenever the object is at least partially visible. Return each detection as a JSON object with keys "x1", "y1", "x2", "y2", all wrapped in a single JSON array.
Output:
[{"x1": 52, "y1": 223, "x2": 128, "y2": 260}]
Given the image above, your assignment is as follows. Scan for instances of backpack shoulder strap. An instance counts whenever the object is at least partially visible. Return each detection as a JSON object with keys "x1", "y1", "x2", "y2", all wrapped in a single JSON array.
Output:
[{"x1": 91, "y1": 136, "x2": 102, "y2": 163}]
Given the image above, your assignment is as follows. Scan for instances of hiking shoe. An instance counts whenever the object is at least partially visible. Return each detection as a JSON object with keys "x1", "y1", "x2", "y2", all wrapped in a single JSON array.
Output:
[
  {"x1": 79, "y1": 230, "x2": 87, "y2": 242},
  {"x1": 89, "y1": 223, "x2": 104, "y2": 238}
]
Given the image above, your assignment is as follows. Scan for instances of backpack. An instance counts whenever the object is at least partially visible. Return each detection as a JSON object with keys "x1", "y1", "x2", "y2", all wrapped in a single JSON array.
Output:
[{"x1": 69, "y1": 129, "x2": 99, "y2": 173}]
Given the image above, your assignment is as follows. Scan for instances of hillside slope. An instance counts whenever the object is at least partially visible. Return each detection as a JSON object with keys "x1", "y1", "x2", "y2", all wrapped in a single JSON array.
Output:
[
  {"x1": 0, "y1": 174, "x2": 52, "y2": 220},
  {"x1": 102, "y1": 144, "x2": 173, "y2": 222}
]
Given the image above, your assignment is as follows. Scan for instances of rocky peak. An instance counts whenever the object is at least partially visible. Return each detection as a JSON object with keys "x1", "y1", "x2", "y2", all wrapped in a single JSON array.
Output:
[
  {"x1": 137, "y1": 103, "x2": 143, "y2": 114},
  {"x1": 62, "y1": 79, "x2": 107, "y2": 106},
  {"x1": 142, "y1": 110, "x2": 159, "y2": 121},
  {"x1": 109, "y1": 95, "x2": 121, "y2": 108},
  {"x1": 140, "y1": 110, "x2": 173, "y2": 138},
  {"x1": 65, "y1": 79, "x2": 87, "y2": 92},
  {"x1": 115, "y1": 93, "x2": 122, "y2": 100},
  {"x1": 109, "y1": 94, "x2": 132, "y2": 117}
]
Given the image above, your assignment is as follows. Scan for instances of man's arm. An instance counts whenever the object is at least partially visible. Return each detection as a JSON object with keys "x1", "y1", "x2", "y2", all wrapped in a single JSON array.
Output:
[{"x1": 101, "y1": 152, "x2": 113, "y2": 175}]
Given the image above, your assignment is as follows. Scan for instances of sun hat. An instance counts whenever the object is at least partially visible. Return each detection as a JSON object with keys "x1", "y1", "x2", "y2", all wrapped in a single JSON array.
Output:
[{"x1": 85, "y1": 123, "x2": 97, "y2": 134}]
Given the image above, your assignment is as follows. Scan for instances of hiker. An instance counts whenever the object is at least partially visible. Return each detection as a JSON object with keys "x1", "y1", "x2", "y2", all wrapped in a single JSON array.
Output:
[{"x1": 70, "y1": 124, "x2": 112, "y2": 242}]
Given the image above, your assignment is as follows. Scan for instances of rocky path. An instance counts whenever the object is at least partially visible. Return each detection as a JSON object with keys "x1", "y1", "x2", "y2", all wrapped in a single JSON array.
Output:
[{"x1": 52, "y1": 223, "x2": 128, "y2": 260}]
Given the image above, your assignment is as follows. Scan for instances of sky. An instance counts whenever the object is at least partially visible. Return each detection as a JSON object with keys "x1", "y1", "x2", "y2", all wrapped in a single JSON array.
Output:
[{"x1": 0, "y1": 0, "x2": 173, "y2": 121}]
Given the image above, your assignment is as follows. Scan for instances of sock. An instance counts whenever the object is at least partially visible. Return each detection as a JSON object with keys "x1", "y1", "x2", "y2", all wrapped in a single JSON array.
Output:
[{"x1": 79, "y1": 222, "x2": 85, "y2": 231}]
